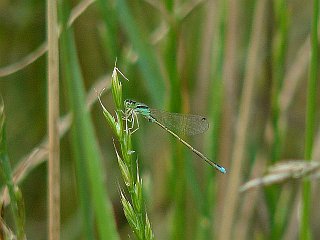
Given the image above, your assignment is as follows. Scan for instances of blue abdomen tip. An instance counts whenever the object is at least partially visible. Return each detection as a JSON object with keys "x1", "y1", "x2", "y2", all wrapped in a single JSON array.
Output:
[{"x1": 220, "y1": 167, "x2": 227, "y2": 174}]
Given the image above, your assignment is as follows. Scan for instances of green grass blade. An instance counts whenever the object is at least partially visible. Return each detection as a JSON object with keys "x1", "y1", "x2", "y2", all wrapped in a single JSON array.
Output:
[
  {"x1": 269, "y1": 1, "x2": 289, "y2": 238},
  {"x1": 95, "y1": 0, "x2": 118, "y2": 63},
  {"x1": 162, "y1": 11, "x2": 186, "y2": 240},
  {"x1": 0, "y1": 100, "x2": 26, "y2": 240},
  {"x1": 59, "y1": 2, "x2": 119, "y2": 239},
  {"x1": 115, "y1": 0, "x2": 165, "y2": 106},
  {"x1": 301, "y1": 0, "x2": 319, "y2": 239},
  {"x1": 270, "y1": 0, "x2": 288, "y2": 163}
]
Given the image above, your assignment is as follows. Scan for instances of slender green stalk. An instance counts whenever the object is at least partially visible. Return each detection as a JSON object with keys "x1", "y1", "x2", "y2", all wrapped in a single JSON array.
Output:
[
  {"x1": 272, "y1": 186, "x2": 295, "y2": 239},
  {"x1": 59, "y1": 2, "x2": 119, "y2": 239},
  {"x1": 115, "y1": 0, "x2": 165, "y2": 106},
  {"x1": 162, "y1": 12, "x2": 187, "y2": 240},
  {"x1": 270, "y1": 0, "x2": 287, "y2": 163},
  {"x1": 99, "y1": 67, "x2": 154, "y2": 240},
  {"x1": 197, "y1": 1, "x2": 226, "y2": 239},
  {"x1": 95, "y1": 0, "x2": 118, "y2": 63},
  {"x1": 165, "y1": 0, "x2": 174, "y2": 12},
  {"x1": 47, "y1": 0, "x2": 60, "y2": 238},
  {"x1": 301, "y1": 0, "x2": 319, "y2": 239},
  {"x1": 0, "y1": 100, "x2": 26, "y2": 240},
  {"x1": 269, "y1": 1, "x2": 288, "y2": 239}
]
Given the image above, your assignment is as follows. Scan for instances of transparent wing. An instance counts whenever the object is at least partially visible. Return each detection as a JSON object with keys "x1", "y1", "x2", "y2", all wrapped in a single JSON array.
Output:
[{"x1": 149, "y1": 108, "x2": 209, "y2": 136}]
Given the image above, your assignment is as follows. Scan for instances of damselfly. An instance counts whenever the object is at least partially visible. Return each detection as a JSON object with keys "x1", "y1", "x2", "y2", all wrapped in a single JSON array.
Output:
[{"x1": 124, "y1": 99, "x2": 226, "y2": 174}]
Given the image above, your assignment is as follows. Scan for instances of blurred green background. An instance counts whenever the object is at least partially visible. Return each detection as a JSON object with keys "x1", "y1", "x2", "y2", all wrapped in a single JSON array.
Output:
[{"x1": 1, "y1": 0, "x2": 320, "y2": 239}]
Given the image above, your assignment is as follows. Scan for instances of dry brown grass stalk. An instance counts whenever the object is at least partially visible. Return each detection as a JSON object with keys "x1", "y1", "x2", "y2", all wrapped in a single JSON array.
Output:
[
  {"x1": 239, "y1": 161, "x2": 320, "y2": 192},
  {"x1": 235, "y1": 154, "x2": 267, "y2": 240},
  {"x1": 218, "y1": 1, "x2": 266, "y2": 239},
  {"x1": 47, "y1": 0, "x2": 60, "y2": 238}
]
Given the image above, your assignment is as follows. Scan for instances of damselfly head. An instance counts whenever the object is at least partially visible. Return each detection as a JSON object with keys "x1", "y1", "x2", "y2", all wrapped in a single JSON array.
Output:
[{"x1": 124, "y1": 99, "x2": 137, "y2": 109}]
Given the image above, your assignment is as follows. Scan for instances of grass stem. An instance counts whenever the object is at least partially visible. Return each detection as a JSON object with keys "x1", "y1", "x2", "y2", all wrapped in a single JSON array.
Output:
[
  {"x1": 99, "y1": 67, "x2": 154, "y2": 240},
  {"x1": 47, "y1": 0, "x2": 60, "y2": 238},
  {"x1": 0, "y1": 101, "x2": 26, "y2": 240},
  {"x1": 301, "y1": 0, "x2": 319, "y2": 239}
]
